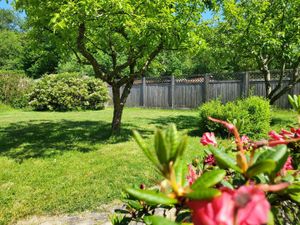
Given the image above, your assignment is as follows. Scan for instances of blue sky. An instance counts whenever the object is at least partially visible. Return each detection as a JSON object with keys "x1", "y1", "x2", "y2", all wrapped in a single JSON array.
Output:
[{"x1": 0, "y1": 0, "x2": 12, "y2": 9}]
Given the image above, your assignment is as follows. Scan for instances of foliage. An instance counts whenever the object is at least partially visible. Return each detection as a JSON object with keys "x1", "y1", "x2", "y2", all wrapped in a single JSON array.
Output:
[
  {"x1": 0, "y1": 8, "x2": 23, "y2": 31},
  {"x1": 199, "y1": 96, "x2": 271, "y2": 138},
  {"x1": 29, "y1": 73, "x2": 109, "y2": 111},
  {"x1": 114, "y1": 117, "x2": 300, "y2": 225},
  {"x1": 219, "y1": 0, "x2": 300, "y2": 104},
  {"x1": 288, "y1": 94, "x2": 300, "y2": 125},
  {"x1": 0, "y1": 70, "x2": 33, "y2": 108},
  {"x1": 0, "y1": 30, "x2": 24, "y2": 71},
  {"x1": 14, "y1": 0, "x2": 216, "y2": 131},
  {"x1": 21, "y1": 34, "x2": 62, "y2": 78}
]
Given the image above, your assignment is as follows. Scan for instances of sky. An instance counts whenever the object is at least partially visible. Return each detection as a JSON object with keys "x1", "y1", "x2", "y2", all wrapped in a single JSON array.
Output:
[{"x1": 0, "y1": 0, "x2": 12, "y2": 9}]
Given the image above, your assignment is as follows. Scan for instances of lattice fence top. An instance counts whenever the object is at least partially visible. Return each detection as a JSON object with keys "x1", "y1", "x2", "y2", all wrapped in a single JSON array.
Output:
[
  {"x1": 146, "y1": 76, "x2": 172, "y2": 84},
  {"x1": 131, "y1": 69, "x2": 295, "y2": 85},
  {"x1": 249, "y1": 69, "x2": 294, "y2": 80},
  {"x1": 176, "y1": 76, "x2": 204, "y2": 84}
]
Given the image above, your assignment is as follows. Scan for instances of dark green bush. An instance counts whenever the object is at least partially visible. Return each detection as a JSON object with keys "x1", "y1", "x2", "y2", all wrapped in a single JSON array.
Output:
[
  {"x1": 0, "y1": 70, "x2": 33, "y2": 108},
  {"x1": 29, "y1": 73, "x2": 109, "y2": 111},
  {"x1": 199, "y1": 96, "x2": 270, "y2": 138}
]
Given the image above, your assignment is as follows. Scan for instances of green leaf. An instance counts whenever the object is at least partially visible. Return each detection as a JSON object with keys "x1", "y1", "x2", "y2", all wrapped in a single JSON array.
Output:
[
  {"x1": 186, "y1": 188, "x2": 220, "y2": 200},
  {"x1": 175, "y1": 134, "x2": 188, "y2": 158},
  {"x1": 174, "y1": 159, "x2": 187, "y2": 187},
  {"x1": 257, "y1": 145, "x2": 288, "y2": 174},
  {"x1": 267, "y1": 211, "x2": 275, "y2": 225},
  {"x1": 283, "y1": 183, "x2": 300, "y2": 203},
  {"x1": 220, "y1": 180, "x2": 234, "y2": 189},
  {"x1": 210, "y1": 147, "x2": 242, "y2": 173},
  {"x1": 133, "y1": 130, "x2": 158, "y2": 166},
  {"x1": 144, "y1": 216, "x2": 179, "y2": 225},
  {"x1": 126, "y1": 200, "x2": 143, "y2": 210},
  {"x1": 191, "y1": 169, "x2": 226, "y2": 189},
  {"x1": 165, "y1": 124, "x2": 178, "y2": 160},
  {"x1": 125, "y1": 188, "x2": 177, "y2": 205},
  {"x1": 154, "y1": 129, "x2": 168, "y2": 164},
  {"x1": 246, "y1": 160, "x2": 276, "y2": 178}
]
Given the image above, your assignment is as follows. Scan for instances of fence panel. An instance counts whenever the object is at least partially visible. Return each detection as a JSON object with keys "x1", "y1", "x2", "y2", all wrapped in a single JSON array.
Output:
[
  {"x1": 146, "y1": 84, "x2": 170, "y2": 108},
  {"x1": 210, "y1": 80, "x2": 241, "y2": 103},
  {"x1": 108, "y1": 72, "x2": 299, "y2": 109}
]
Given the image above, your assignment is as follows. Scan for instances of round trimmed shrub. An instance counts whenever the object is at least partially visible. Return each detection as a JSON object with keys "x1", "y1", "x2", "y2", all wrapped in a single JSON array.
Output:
[
  {"x1": 199, "y1": 96, "x2": 271, "y2": 138},
  {"x1": 29, "y1": 73, "x2": 109, "y2": 111}
]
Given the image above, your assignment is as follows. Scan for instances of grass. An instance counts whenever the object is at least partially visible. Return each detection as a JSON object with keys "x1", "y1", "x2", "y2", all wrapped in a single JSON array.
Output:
[{"x1": 0, "y1": 107, "x2": 297, "y2": 224}]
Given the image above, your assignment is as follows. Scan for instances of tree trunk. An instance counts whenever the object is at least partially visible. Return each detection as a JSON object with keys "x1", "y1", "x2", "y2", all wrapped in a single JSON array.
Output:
[
  {"x1": 263, "y1": 68, "x2": 272, "y2": 97},
  {"x1": 111, "y1": 79, "x2": 134, "y2": 134},
  {"x1": 111, "y1": 85, "x2": 124, "y2": 133}
]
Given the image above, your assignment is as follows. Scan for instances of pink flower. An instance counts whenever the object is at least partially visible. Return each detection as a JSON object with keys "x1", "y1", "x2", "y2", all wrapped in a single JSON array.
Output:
[
  {"x1": 241, "y1": 135, "x2": 250, "y2": 144},
  {"x1": 241, "y1": 135, "x2": 250, "y2": 150},
  {"x1": 234, "y1": 186, "x2": 270, "y2": 225},
  {"x1": 187, "y1": 164, "x2": 199, "y2": 186},
  {"x1": 188, "y1": 186, "x2": 270, "y2": 225},
  {"x1": 291, "y1": 128, "x2": 300, "y2": 137},
  {"x1": 279, "y1": 129, "x2": 294, "y2": 138},
  {"x1": 204, "y1": 154, "x2": 216, "y2": 166},
  {"x1": 200, "y1": 132, "x2": 217, "y2": 146},
  {"x1": 188, "y1": 188, "x2": 235, "y2": 225},
  {"x1": 278, "y1": 156, "x2": 294, "y2": 176},
  {"x1": 268, "y1": 130, "x2": 284, "y2": 141}
]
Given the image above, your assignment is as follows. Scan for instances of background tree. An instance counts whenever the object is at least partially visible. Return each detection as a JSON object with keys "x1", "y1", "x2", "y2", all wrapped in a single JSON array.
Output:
[
  {"x1": 15, "y1": 0, "x2": 214, "y2": 132},
  {"x1": 0, "y1": 9, "x2": 24, "y2": 70},
  {"x1": 220, "y1": 0, "x2": 300, "y2": 104}
]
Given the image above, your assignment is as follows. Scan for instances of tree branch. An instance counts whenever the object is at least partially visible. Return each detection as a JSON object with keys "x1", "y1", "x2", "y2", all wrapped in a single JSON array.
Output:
[{"x1": 77, "y1": 23, "x2": 108, "y2": 81}]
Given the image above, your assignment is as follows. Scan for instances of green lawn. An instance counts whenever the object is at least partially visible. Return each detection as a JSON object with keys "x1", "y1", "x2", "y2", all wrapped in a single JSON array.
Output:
[{"x1": 0, "y1": 107, "x2": 297, "y2": 224}]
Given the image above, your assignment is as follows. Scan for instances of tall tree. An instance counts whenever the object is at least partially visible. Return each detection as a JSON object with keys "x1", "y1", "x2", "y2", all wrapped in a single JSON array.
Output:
[
  {"x1": 0, "y1": 9, "x2": 24, "y2": 70},
  {"x1": 221, "y1": 0, "x2": 300, "y2": 104},
  {"x1": 15, "y1": 0, "x2": 211, "y2": 132}
]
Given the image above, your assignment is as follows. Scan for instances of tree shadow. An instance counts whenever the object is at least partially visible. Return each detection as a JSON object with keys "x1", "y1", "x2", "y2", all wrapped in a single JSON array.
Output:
[
  {"x1": 0, "y1": 120, "x2": 150, "y2": 162},
  {"x1": 271, "y1": 117, "x2": 296, "y2": 128},
  {"x1": 146, "y1": 115, "x2": 201, "y2": 137}
]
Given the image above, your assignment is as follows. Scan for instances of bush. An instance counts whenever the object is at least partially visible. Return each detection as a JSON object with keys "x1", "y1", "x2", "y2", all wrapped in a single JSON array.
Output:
[
  {"x1": 0, "y1": 70, "x2": 33, "y2": 108},
  {"x1": 29, "y1": 73, "x2": 109, "y2": 111},
  {"x1": 199, "y1": 96, "x2": 270, "y2": 138}
]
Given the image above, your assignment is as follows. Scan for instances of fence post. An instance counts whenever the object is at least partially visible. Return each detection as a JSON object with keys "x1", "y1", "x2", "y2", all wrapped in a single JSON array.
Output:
[
  {"x1": 141, "y1": 77, "x2": 146, "y2": 107},
  {"x1": 169, "y1": 76, "x2": 175, "y2": 108},
  {"x1": 241, "y1": 72, "x2": 250, "y2": 98},
  {"x1": 204, "y1": 74, "x2": 210, "y2": 102}
]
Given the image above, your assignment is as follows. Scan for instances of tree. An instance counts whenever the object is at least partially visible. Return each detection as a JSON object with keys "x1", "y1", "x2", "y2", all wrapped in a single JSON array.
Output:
[
  {"x1": 0, "y1": 8, "x2": 22, "y2": 31},
  {"x1": 221, "y1": 0, "x2": 300, "y2": 104},
  {"x1": 15, "y1": 0, "x2": 211, "y2": 132},
  {"x1": 22, "y1": 35, "x2": 61, "y2": 78},
  {"x1": 0, "y1": 9, "x2": 24, "y2": 70}
]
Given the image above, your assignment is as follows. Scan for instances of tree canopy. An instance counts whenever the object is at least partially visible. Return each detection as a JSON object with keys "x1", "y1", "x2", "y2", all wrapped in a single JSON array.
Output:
[
  {"x1": 219, "y1": 0, "x2": 300, "y2": 103},
  {"x1": 15, "y1": 0, "x2": 212, "y2": 131}
]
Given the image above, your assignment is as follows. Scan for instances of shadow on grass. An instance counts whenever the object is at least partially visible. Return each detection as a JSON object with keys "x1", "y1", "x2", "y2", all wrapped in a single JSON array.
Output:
[
  {"x1": 146, "y1": 115, "x2": 201, "y2": 137},
  {"x1": 0, "y1": 120, "x2": 150, "y2": 161},
  {"x1": 271, "y1": 117, "x2": 296, "y2": 128}
]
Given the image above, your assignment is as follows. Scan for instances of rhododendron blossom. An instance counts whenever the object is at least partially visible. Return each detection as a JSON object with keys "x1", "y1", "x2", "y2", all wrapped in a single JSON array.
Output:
[
  {"x1": 279, "y1": 129, "x2": 294, "y2": 138},
  {"x1": 188, "y1": 188, "x2": 235, "y2": 225},
  {"x1": 204, "y1": 154, "x2": 216, "y2": 166},
  {"x1": 241, "y1": 135, "x2": 251, "y2": 150},
  {"x1": 200, "y1": 132, "x2": 217, "y2": 146},
  {"x1": 188, "y1": 186, "x2": 270, "y2": 225},
  {"x1": 187, "y1": 164, "x2": 199, "y2": 185},
  {"x1": 278, "y1": 156, "x2": 294, "y2": 176},
  {"x1": 234, "y1": 186, "x2": 270, "y2": 225},
  {"x1": 268, "y1": 130, "x2": 284, "y2": 141},
  {"x1": 290, "y1": 128, "x2": 300, "y2": 137}
]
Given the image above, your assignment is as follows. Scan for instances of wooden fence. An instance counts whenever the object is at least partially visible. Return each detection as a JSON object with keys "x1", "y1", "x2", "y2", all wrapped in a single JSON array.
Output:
[{"x1": 108, "y1": 71, "x2": 300, "y2": 109}]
